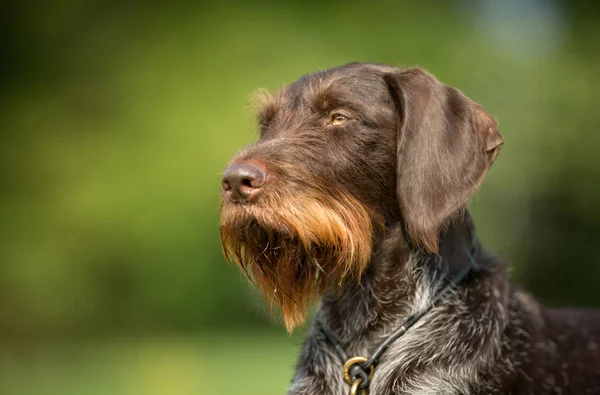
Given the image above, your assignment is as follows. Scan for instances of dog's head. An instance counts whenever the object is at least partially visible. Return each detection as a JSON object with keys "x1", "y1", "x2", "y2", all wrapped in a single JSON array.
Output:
[{"x1": 219, "y1": 63, "x2": 503, "y2": 331}]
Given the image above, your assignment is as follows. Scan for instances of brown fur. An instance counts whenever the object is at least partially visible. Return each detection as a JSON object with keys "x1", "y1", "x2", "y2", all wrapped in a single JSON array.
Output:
[
  {"x1": 384, "y1": 69, "x2": 503, "y2": 252},
  {"x1": 220, "y1": 164, "x2": 382, "y2": 331}
]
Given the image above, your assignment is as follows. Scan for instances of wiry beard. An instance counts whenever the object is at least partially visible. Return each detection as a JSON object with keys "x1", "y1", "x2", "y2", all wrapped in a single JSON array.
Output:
[{"x1": 220, "y1": 191, "x2": 379, "y2": 332}]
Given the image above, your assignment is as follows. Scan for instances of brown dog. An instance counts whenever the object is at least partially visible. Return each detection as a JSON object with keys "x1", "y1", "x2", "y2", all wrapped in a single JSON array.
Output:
[{"x1": 220, "y1": 63, "x2": 600, "y2": 394}]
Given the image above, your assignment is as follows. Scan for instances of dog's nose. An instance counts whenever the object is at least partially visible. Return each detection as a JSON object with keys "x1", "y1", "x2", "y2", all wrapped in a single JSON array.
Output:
[{"x1": 222, "y1": 162, "x2": 268, "y2": 202}]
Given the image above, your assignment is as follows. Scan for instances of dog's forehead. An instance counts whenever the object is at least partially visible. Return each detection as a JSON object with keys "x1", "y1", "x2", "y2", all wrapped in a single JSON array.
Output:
[
  {"x1": 256, "y1": 63, "x2": 397, "y2": 128},
  {"x1": 288, "y1": 64, "x2": 391, "y2": 103}
]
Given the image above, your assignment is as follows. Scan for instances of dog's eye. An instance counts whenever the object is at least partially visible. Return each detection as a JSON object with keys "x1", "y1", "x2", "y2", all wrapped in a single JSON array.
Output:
[{"x1": 330, "y1": 113, "x2": 348, "y2": 126}]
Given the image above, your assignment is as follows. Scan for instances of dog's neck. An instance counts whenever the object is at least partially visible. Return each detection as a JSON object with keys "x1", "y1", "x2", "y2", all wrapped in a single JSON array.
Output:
[
  {"x1": 317, "y1": 212, "x2": 479, "y2": 345},
  {"x1": 297, "y1": 213, "x2": 512, "y2": 395}
]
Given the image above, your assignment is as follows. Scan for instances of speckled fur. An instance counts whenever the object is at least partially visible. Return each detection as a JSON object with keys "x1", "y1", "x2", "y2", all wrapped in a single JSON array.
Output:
[{"x1": 290, "y1": 221, "x2": 600, "y2": 394}]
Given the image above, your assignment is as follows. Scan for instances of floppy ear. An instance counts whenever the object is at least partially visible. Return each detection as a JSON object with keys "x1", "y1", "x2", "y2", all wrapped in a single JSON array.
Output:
[{"x1": 384, "y1": 68, "x2": 503, "y2": 253}]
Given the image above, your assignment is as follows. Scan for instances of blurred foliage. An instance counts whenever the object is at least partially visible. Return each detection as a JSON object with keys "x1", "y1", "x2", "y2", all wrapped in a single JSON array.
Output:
[
  {"x1": 1, "y1": 1, "x2": 600, "y2": 392},
  {"x1": 0, "y1": 332, "x2": 302, "y2": 395}
]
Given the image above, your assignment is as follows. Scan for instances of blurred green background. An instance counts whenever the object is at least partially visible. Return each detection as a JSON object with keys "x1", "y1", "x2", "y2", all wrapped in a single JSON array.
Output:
[{"x1": 1, "y1": 0, "x2": 600, "y2": 393}]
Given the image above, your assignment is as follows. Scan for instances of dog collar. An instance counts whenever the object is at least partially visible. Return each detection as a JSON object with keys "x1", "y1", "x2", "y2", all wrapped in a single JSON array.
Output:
[{"x1": 317, "y1": 251, "x2": 477, "y2": 395}]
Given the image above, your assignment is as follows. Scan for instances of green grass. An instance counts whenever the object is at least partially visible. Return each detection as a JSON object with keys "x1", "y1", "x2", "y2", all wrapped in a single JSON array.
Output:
[{"x1": 0, "y1": 332, "x2": 302, "y2": 395}]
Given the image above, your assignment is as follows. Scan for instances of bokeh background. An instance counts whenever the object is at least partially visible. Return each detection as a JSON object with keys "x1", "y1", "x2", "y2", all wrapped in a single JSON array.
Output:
[{"x1": 1, "y1": 0, "x2": 600, "y2": 394}]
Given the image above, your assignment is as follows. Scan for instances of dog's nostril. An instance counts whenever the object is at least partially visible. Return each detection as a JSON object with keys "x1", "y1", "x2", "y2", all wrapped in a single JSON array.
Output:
[
  {"x1": 221, "y1": 161, "x2": 268, "y2": 201},
  {"x1": 240, "y1": 177, "x2": 253, "y2": 189}
]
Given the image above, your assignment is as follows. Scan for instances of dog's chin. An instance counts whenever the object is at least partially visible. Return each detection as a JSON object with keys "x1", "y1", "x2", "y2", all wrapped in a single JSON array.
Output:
[{"x1": 220, "y1": 193, "x2": 378, "y2": 332}]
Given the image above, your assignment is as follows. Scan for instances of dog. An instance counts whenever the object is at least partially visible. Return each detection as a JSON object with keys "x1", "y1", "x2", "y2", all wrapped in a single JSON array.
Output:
[{"x1": 219, "y1": 63, "x2": 600, "y2": 394}]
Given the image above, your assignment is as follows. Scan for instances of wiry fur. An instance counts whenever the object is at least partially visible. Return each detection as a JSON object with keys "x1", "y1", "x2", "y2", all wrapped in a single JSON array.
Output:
[
  {"x1": 220, "y1": 63, "x2": 600, "y2": 394},
  {"x1": 221, "y1": 185, "x2": 379, "y2": 331}
]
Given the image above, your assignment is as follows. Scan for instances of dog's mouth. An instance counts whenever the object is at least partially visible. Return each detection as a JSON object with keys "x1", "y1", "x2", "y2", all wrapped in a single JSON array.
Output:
[{"x1": 220, "y1": 191, "x2": 379, "y2": 331}]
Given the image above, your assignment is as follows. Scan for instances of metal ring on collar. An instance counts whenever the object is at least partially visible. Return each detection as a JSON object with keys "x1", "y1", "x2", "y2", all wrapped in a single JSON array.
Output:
[{"x1": 343, "y1": 356, "x2": 375, "y2": 386}]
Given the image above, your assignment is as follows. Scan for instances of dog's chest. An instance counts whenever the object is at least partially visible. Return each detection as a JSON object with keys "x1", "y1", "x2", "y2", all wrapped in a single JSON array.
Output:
[
  {"x1": 289, "y1": 332, "x2": 475, "y2": 395},
  {"x1": 367, "y1": 345, "x2": 474, "y2": 395},
  {"x1": 289, "y1": 362, "x2": 469, "y2": 395},
  {"x1": 311, "y1": 311, "x2": 481, "y2": 394}
]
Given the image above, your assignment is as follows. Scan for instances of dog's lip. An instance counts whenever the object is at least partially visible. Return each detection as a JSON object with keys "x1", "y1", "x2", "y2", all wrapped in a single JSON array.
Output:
[
  {"x1": 220, "y1": 202, "x2": 295, "y2": 237},
  {"x1": 221, "y1": 191, "x2": 261, "y2": 206}
]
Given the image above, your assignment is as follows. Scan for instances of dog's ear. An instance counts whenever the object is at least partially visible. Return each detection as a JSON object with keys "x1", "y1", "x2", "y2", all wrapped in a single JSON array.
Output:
[{"x1": 384, "y1": 68, "x2": 503, "y2": 253}]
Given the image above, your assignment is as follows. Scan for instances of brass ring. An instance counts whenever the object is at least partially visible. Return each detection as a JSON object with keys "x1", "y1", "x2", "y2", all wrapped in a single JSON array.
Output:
[
  {"x1": 350, "y1": 378, "x2": 364, "y2": 395},
  {"x1": 343, "y1": 356, "x2": 374, "y2": 385}
]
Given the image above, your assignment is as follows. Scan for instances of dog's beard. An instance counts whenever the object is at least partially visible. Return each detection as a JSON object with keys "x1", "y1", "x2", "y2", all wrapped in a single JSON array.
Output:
[{"x1": 220, "y1": 192, "x2": 377, "y2": 332}]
